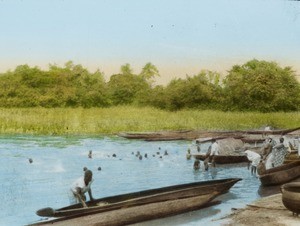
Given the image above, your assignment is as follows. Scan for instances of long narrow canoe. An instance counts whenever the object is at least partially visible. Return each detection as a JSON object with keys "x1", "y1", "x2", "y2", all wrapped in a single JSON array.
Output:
[
  {"x1": 32, "y1": 192, "x2": 220, "y2": 226},
  {"x1": 35, "y1": 178, "x2": 241, "y2": 220},
  {"x1": 193, "y1": 154, "x2": 248, "y2": 164},
  {"x1": 259, "y1": 161, "x2": 300, "y2": 186},
  {"x1": 118, "y1": 127, "x2": 300, "y2": 141}
]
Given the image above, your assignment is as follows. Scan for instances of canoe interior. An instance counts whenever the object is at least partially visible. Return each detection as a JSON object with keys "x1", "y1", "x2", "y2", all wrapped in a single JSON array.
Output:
[{"x1": 33, "y1": 178, "x2": 241, "y2": 225}]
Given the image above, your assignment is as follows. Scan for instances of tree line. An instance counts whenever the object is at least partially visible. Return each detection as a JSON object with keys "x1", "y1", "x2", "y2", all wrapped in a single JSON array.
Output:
[{"x1": 0, "y1": 59, "x2": 299, "y2": 112}]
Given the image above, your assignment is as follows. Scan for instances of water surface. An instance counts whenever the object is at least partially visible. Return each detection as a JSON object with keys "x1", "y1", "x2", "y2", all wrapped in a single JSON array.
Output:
[{"x1": 0, "y1": 135, "x2": 268, "y2": 226}]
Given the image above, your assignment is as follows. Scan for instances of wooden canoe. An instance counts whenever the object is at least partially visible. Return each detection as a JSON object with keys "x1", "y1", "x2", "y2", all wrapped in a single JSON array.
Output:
[
  {"x1": 117, "y1": 127, "x2": 300, "y2": 141},
  {"x1": 32, "y1": 192, "x2": 220, "y2": 226},
  {"x1": 281, "y1": 182, "x2": 300, "y2": 215},
  {"x1": 259, "y1": 161, "x2": 300, "y2": 186},
  {"x1": 34, "y1": 178, "x2": 241, "y2": 220},
  {"x1": 193, "y1": 154, "x2": 248, "y2": 164}
]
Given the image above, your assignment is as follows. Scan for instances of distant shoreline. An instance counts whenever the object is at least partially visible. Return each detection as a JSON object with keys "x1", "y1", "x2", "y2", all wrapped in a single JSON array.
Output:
[{"x1": 0, "y1": 107, "x2": 299, "y2": 135}]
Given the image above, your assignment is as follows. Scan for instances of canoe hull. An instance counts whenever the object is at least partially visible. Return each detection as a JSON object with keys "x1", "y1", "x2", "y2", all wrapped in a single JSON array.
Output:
[
  {"x1": 33, "y1": 192, "x2": 220, "y2": 226},
  {"x1": 34, "y1": 178, "x2": 241, "y2": 224},
  {"x1": 259, "y1": 161, "x2": 300, "y2": 186},
  {"x1": 193, "y1": 154, "x2": 248, "y2": 164},
  {"x1": 281, "y1": 182, "x2": 300, "y2": 215}
]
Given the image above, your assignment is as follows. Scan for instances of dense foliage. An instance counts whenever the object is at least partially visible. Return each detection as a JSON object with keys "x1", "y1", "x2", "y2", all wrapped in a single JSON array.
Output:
[
  {"x1": 223, "y1": 60, "x2": 300, "y2": 112},
  {"x1": 0, "y1": 59, "x2": 299, "y2": 112}
]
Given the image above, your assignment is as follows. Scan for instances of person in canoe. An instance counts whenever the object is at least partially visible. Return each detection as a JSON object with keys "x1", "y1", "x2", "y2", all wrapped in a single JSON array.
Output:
[
  {"x1": 204, "y1": 139, "x2": 219, "y2": 170},
  {"x1": 261, "y1": 137, "x2": 274, "y2": 161},
  {"x1": 70, "y1": 169, "x2": 94, "y2": 207},
  {"x1": 271, "y1": 137, "x2": 289, "y2": 167},
  {"x1": 262, "y1": 137, "x2": 277, "y2": 169}
]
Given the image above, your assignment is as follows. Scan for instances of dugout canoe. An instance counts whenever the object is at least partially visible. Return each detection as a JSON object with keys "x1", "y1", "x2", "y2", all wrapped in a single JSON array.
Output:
[
  {"x1": 34, "y1": 178, "x2": 241, "y2": 221},
  {"x1": 259, "y1": 161, "x2": 300, "y2": 186},
  {"x1": 193, "y1": 154, "x2": 248, "y2": 164},
  {"x1": 117, "y1": 127, "x2": 300, "y2": 141},
  {"x1": 281, "y1": 182, "x2": 300, "y2": 216},
  {"x1": 32, "y1": 192, "x2": 220, "y2": 226}
]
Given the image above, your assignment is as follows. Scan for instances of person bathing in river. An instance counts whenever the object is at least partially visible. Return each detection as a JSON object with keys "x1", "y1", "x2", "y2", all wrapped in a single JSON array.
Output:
[
  {"x1": 186, "y1": 148, "x2": 192, "y2": 160},
  {"x1": 204, "y1": 139, "x2": 219, "y2": 170},
  {"x1": 193, "y1": 159, "x2": 200, "y2": 170},
  {"x1": 70, "y1": 169, "x2": 94, "y2": 207}
]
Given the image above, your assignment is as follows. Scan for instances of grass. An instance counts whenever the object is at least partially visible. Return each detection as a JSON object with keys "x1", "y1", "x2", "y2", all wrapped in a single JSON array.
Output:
[{"x1": 0, "y1": 106, "x2": 299, "y2": 135}]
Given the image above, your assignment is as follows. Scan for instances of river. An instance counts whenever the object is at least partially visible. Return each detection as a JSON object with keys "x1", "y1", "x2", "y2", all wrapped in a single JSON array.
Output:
[{"x1": 0, "y1": 135, "x2": 272, "y2": 226}]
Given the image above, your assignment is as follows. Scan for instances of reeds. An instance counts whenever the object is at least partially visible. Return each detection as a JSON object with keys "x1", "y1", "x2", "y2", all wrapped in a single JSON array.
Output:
[{"x1": 0, "y1": 107, "x2": 299, "y2": 135}]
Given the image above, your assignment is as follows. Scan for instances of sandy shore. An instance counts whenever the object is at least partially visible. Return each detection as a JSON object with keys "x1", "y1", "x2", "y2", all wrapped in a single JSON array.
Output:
[{"x1": 222, "y1": 194, "x2": 299, "y2": 226}]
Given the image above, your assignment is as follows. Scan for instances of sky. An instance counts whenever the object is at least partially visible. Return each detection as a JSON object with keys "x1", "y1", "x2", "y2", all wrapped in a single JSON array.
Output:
[{"x1": 0, "y1": 0, "x2": 300, "y2": 84}]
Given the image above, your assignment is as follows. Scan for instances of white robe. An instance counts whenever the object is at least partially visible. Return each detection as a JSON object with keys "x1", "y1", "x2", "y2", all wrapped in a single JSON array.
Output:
[{"x1": 245, "y1": 150, "x2": 261, "y2": 167}]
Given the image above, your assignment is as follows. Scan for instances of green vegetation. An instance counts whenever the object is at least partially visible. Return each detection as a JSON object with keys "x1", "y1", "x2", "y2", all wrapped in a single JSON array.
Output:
[
  {"x1": 0, "y1": 107, "x2": 299, "y2": 135},
  {"x1": 0, "y1": 59, "x2": 299, "y2": 112},
  {"x1": 0, "y1": 59, "x2": 299, "y2": 135}
]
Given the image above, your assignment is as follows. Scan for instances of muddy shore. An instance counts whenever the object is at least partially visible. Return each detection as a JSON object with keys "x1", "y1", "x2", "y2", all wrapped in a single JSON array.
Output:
[{"x1": 222, "y1": 194, "x2": 299, "y2": 226}]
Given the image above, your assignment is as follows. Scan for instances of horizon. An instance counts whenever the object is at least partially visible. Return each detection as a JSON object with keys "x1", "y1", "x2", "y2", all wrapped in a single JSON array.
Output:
[{"x1": 0, "y1": 58, "x2": 299, "y2": 85}]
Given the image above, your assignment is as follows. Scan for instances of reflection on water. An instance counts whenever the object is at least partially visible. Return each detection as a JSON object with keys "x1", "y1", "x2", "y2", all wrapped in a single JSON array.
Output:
[
  {"x1": 0, "y1": 135, "x2": 262, "y2": 226},
  {"x1": 257, "y1": 177, "x2": 300, "y2": 198}
]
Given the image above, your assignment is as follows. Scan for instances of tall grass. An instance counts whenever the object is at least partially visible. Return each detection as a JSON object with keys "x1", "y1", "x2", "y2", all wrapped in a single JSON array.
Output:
[{"x1": 0, "y1": 107, "x2": 299, "y2": 135}]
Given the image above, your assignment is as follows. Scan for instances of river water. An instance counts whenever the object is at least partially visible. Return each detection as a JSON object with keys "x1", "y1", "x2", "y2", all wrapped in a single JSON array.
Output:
[{"x1": 0, "y1": 135, "x2": 273, "y2": 226}]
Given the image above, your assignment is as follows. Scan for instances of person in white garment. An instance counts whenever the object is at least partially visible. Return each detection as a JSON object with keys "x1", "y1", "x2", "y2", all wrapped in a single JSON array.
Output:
[
  {"x1": 204, "y1": 139, "x2": 220, "y2": 170},
  {"x1": 210, "y1": 139, "x2": 220, "y2": 156},
  {"x1": 70, "y1": 169, "x2": 94, "y2": 207},
  {"x1": 245, "y1": 150, "x2": 261, "y2": 175}
]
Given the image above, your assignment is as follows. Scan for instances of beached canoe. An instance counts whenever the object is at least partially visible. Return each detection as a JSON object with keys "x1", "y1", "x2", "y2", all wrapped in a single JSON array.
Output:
[
  {"x1": 259, "y1": 161, "x2": 300, "y2": 186},
  {"x1": 193, "y1": 154, "x2": 248, "y2": 164},
  {"x1": 117, "y1": 127, "x2": 300, "y2": 141},
  {"x1": 281, "y1": 182, "x2": 300, "y2": 216},
  {"x1": 34, "y1": 178, "x2": 241, "y2": 223},
  {"x1": 32, "y1": 192, "x2": 220, "y2": 226}
]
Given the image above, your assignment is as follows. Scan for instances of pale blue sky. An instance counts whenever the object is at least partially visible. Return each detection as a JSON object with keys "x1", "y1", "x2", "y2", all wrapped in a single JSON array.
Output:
[{"x1": 0, "y1": 0, "x2": 299, "y2": 84}]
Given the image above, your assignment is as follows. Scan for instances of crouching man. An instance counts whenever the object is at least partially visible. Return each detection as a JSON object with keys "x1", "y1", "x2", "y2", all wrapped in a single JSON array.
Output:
[{"x1": 70, "y1": 169, "x2": 94, "y2": 207}]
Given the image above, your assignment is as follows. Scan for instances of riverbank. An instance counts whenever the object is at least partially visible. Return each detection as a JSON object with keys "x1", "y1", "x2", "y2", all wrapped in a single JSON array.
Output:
[
  {"x1": 223, "y1": 194, "x2": 299, "y2": 226},
  {"x1": 0, "y1": 107, "x2": 299, "y2": 135}
]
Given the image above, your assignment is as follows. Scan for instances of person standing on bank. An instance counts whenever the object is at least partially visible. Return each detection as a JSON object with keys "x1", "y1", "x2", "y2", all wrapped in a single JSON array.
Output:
[{"x1": 70, "y1": 169, "x2": 94, "y2": 207}]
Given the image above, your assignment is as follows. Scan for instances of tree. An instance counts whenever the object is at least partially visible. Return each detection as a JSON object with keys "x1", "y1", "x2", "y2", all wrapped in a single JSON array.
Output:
[
  {"x1": 139, "y1": 62, "x2": 160, "y2": 86},
  {"x1": 120, "y1": 63, "x2": 133, "y2": 76},
  {"x1": 161, "y1": 70, "x2": 222, "y2": 111},
  {"x1": 223, "y1": 59, "x2": 300, "y2": 111}
]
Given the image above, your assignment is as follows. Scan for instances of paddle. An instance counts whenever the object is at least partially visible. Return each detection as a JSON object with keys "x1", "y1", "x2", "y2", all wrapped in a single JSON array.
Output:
[{"x1": 76, "y1": 194, "x2": 88, "y2": 208}]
